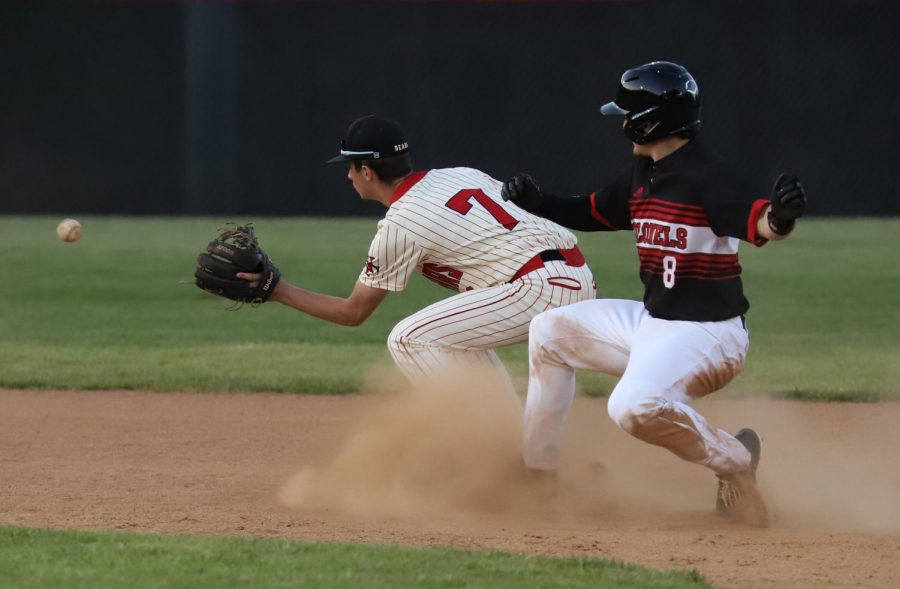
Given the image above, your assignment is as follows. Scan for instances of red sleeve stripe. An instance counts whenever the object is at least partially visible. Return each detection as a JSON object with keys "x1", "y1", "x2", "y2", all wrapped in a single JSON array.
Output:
[
  {"x1": 747, "y1": 198, "x2": 770, "y2": 245},
  {"x1": 589, "y1": 192, "x2": 618, "y2": 230}
]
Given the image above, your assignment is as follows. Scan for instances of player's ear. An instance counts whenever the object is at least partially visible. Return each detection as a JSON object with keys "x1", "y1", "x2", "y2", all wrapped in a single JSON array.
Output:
[{"x1": 361, "y1": 164, "x2": 379, "y2": 183}]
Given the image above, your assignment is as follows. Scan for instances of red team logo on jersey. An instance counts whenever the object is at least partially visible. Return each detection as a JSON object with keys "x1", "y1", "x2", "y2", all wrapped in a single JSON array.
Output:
[{"x1": 364, "y1": 256, "x2": 380, "y2": 276}]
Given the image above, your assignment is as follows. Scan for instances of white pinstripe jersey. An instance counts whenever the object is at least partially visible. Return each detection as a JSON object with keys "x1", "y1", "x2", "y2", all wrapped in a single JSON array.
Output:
[{"x1": 359, "y1": 167, "x2": 578, "y2": 293}]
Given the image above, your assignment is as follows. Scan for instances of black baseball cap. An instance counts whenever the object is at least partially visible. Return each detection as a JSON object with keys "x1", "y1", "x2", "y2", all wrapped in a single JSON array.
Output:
[{"x1": 326, "y1": 115, "x2": 410, "y2": 164}]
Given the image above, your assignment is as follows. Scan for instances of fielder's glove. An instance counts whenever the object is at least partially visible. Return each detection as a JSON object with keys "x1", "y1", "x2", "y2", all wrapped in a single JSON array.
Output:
[
  {"x1": 767, "y1": 173, "x2": 806, "y2": 235},
  {"x1": 501, "y1": 174, "x2": 544, "y2": 211},
  {"x1": 194, "y1": 224, "x2": 281, "y2": 305}
]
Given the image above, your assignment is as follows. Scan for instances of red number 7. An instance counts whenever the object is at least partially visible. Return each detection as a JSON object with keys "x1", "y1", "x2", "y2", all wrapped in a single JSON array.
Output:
[{"x1": 445, "y1": 189, "x2": 519, "y2": 231}]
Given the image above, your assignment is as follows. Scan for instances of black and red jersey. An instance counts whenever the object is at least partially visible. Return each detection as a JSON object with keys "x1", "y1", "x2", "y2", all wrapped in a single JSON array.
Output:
[{"x1": 534, "y1": 140, "x2": 769, "y2": 321}]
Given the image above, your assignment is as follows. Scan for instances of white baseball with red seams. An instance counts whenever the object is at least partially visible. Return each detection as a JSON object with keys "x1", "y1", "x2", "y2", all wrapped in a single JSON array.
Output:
[{"x1": 358, "y1": 167, "x2": 596, "y2": 378}]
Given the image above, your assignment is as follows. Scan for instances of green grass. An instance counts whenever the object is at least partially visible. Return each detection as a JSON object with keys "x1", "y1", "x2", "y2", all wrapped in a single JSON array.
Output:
[
  {"x1": 0, "y1": 216, "x2": 897, "y2": 399},
  {"x1": 0, "y1": 526, "x2": 708, "y2": 589}
]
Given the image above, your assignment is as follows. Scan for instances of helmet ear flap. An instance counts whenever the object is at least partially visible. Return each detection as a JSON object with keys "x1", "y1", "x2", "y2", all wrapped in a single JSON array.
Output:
[{"x1": 623, "y1": 108, "x2": 662, "y2": 144}]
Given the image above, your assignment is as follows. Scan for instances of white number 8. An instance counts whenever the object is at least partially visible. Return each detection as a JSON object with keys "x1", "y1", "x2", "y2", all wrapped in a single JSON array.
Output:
[{"x1": 662, "y1": 255, "x2": 677, "y2": 288}]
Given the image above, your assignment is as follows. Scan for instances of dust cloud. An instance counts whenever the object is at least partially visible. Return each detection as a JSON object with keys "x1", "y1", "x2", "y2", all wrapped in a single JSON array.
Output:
[
  {"x1": 279, "y1": 367, "x2": 609, "y2": 519},
  {"x1": 280, "y1": 370, "x2": 900, "y2": 531},
  {"x1": 727, "y1": 399, "x2": 900, "y2": 531}
]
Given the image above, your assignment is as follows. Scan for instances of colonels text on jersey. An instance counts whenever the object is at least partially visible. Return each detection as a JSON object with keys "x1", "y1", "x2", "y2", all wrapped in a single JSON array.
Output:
[
  {"x1": 358, "y1": 167, "x2": 577, "y2": 293},
  {"x1": 585, "y1": 140, "x2": 770, "y2": 321}
]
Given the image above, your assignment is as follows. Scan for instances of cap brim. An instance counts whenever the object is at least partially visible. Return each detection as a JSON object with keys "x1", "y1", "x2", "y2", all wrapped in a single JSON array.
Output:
[
  {"x1": 600, "y1": 101, "x2": 628, "y2": 116},
  {"x1": 326, "y1": 154, "x2": 351, "y2": 164}
]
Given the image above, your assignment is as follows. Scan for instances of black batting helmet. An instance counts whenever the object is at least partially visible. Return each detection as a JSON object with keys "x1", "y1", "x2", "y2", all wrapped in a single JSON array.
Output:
[{"x1": 600, "y1": 61, "x2": 701, "y2": 145}]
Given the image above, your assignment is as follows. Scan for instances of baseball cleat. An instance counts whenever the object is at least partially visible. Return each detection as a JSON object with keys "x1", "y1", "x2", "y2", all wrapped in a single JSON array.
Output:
[{"x1": 716, "y1": 428, "x2": 769, "y2": 526}]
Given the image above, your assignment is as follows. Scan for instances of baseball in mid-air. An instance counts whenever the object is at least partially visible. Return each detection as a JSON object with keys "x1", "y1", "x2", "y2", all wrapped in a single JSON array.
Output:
[{"x1": 57, "y1": 218, "x2": 82, "y2": 243}]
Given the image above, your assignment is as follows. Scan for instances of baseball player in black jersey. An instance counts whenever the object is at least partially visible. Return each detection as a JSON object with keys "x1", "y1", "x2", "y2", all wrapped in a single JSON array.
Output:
[{"x1": 501, "y1": 61, "x2": 806, "y2": 524}]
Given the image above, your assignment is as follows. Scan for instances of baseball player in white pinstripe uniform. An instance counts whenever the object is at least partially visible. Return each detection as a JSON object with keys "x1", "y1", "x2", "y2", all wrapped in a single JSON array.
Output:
[{"x1": 239, "y1": 115, "x2": 595, "y2": 386}]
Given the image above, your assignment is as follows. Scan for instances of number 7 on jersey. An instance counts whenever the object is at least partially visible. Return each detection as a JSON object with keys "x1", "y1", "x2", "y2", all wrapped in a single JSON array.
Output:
[{"x1": 445, "y1": 189, "x2": 519, "y2": 230}]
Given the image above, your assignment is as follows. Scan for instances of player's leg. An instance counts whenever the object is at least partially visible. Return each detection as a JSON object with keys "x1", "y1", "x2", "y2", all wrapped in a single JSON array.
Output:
[
  {"x1": 522, "y1": 299, "x2": 645, "y2": 470},
  {"x1": 386, "y1": 284, "x2": 534, "y2": 378},
  {"x1": 604, "y1": 316, "x2": 752, "y2": 475},
  {"x1": 387, "y1": 262, "x2": 594, "y2": 379}
]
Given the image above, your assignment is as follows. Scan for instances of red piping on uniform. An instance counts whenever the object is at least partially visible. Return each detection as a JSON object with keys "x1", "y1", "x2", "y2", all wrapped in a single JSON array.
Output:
[
  {"x1": 746, "y1": 198, "x2": 770, "y2": 246},
  {"x1": 510, "y1": 246, "x2": 585, "y2": 282},
  {"x1": 560, "y1": 246, "x2": 585, "y2": 266},
  {"x1": 510, "y1": 255, "x2": 545, "y2": 281},
  {"x1": 589, "y1": 193, "x2": 618, "y2": 229},
  {"x1": 403, "y1": 281, "x2": 528, "y2": 338},
  {"x1": 391, "y1": 170, "x2": 428, "y2": 204},
  {"x1": 631, "y1": 204, "x2": 708, "y2": 222},
  {"x1": 632, "y1": 212, "x2": 708, "y2": 225},
  {"x1": 630, "y1": 197, "x2": 705, "y2": 212}
]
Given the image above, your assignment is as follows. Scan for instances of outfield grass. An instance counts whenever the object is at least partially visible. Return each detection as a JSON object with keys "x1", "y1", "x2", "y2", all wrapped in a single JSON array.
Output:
[
  {"x1": 1, "y1": 216, "x2": 897, "y2": 399},
  {"x1": 0, "y1": 526, "x2": 708, "y2": 589}
]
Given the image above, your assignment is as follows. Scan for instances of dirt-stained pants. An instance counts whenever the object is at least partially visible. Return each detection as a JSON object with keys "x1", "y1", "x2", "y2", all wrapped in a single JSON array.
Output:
[{"x1": 523, "y1": 298, "x2": 752, "y2": 475}]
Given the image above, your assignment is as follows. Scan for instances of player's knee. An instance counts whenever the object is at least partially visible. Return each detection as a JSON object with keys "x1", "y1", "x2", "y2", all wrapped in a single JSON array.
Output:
[
  {"x1": 387, "y1": 320, "x2": 431, "y2": 355},
  {"x1": 606, "y1": 395, "x2": 635, "y2": 432},
  {"x1": 529, "y1": 310, "x2": 561, "y2": 354},
  {"x1": 386, "y1": 323, "x2": 410, "y2": 356},
  {"x1": 607, "y1": 392, "x2": 659, "y2": 435}
]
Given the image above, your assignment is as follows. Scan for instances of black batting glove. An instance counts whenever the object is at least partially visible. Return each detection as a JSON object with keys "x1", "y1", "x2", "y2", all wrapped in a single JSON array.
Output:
[
  {"x1": 501, "y1": 174, "x2": 543, "y2": 211},
  {"x1": 767, "y1": 173, "x2": 806, "y2": 234}
]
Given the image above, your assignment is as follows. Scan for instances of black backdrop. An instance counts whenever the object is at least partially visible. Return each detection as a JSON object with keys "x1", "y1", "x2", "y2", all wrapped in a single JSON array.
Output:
[{"x1": 2, "y1": 1, "x2": 897, "y2": 216}]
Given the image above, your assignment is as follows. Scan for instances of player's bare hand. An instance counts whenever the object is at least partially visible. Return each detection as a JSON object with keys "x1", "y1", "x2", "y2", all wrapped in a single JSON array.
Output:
[
  {"x1": 236, "y1": 271, "x2": 261, "y2": 288},
  {"x1": 501, "y1": 174, "x2": 543, "y2": 211},
  {"x1": 767, "y1": 173, "x2": 806, "y2": 234}
]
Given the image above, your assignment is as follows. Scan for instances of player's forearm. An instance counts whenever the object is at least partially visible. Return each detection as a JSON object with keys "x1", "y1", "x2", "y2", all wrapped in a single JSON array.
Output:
[
  {"x1": 534, "y1": 193, "x2": 610, "y2": 231},
  {"x1": 270, "y1": 281, "x2": 370, "y2": 326}
]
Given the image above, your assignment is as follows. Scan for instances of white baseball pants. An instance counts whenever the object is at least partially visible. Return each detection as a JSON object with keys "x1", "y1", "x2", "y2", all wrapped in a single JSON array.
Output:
[
  {"x1": 523, "y1": 299, "x2": 752, "y2": 475},
  {"x1": 387, "y1": 261, "x2": 595, "y2": 379}
]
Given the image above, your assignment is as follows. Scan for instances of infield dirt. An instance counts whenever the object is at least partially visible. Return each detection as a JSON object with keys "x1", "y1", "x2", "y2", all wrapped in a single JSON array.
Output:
[{"x1": 2, "y1": 387, "x2": 899, "y2": 588}]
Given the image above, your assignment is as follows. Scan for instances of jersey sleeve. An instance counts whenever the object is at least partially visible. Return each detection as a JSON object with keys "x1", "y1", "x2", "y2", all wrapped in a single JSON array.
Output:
[
  {"x1": 534, "y1": 168, "x2": 632, "y2": 231},
  {"x1": 358, "y1": 220, "x2": 424, "y2": 292},
  {"x1": 703, "y1": 166, "x2": 770, "y2": 246}
]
